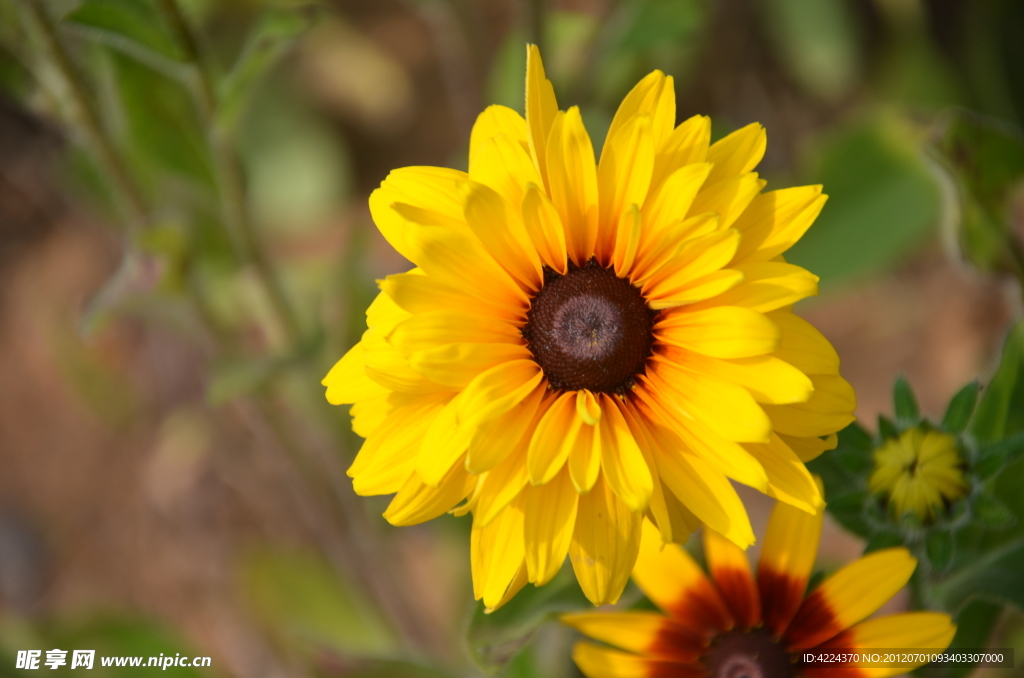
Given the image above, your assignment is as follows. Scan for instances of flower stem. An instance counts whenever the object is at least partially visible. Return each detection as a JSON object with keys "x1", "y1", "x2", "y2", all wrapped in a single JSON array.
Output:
[
  {"x1": 18, "y1": 0, "x2": 148, "y2": 231},
  {"x1": 155, "y1": 0, "x2": 304, "y2": 347}
]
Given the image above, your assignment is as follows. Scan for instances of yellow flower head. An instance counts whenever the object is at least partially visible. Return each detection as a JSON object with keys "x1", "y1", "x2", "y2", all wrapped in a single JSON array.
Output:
[
  {"x1": 322, "y1": 46, "x2": 856, "y2": 609},
  {"x1": 869, "y1": 428, "x2": 968, "y2": 522},
  {"x1": 565, "y1": 503, "x2": 955, "y2": 678}
]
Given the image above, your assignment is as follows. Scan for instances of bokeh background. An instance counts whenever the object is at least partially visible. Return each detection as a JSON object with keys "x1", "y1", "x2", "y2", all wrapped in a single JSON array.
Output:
[{"x1": 0, "y1": 0, "x2": 1022, "y2": 676}]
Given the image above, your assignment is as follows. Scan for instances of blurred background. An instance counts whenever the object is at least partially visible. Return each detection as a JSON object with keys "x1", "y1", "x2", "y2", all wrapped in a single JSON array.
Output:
[{"x1": 0, "y1": 0, "x2": 1022, "y2": 675}]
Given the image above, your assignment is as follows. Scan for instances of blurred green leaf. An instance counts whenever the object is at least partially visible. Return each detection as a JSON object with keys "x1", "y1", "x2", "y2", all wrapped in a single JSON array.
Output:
[
  {"x1": 466, "y1": 566, "x2": 589, "y2": 675},
  {"x1": 787, "y1": 115, "x2": 941, "y2": 288},
  {"x1": 930, "y1": 600, "x2": 1004, "y2": 678},
  {"x1": 618, "y1": 0, "x2": 705, "y2": 51},
  {"x1": 877, "y1": 414, "x2": 899, "y2": 441},
  {"x1": 893, "y1": 376, "x2": 920, "y2": 425},
  {"x1": 926, "y1": 529, "x2": 954, "y2": 572},
  {"x1": 109, "y1": 51, "x2": 214, "y2": 188},
  {"x1": 62, "y1": 0, "x2": 188, "y2": 81},
  {"x1": 932, "y1": 536, "x2": 1024, "y2": 612},
  {"x1": 217, "y1": 6, "x2": 320, "y2": 132},
  {"x1": 971, "y1": 321, "x2": 1024, "y2": 444},
  {"x1": 931, "y1": 111, "x2": 1024, "y2": 278},
  {"x1": 239, "y1": 546, "x2": 396, "y2": 658},
  {"x1": 942, "y1": 380, "x2": 979, "y2": 434},
  {"x1": 864, "y1": 531, "x2": 904, "y2": 554},
  {"x1": 808, "y1": 423, "x2": 872, "y2": 538},
  {"x1": 974, "y1": 434, "x2": 1024, "y2": 480},
  {"x1": 974, "y1": 494, "x2": 1016, "y2": 531},
  {"x1": 763, "y1": 0, "x2": 860, "y2": 101},
  {"x1": 206, "y1": 357, "x2": 276, "y2": 404}
]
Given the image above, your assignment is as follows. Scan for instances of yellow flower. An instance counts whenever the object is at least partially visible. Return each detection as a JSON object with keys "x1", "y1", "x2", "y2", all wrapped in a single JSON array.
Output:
[
  {"x1": 565, "y1": 505, "x2": 955, "y2": 678},
  {"x1": 869, "y1": 428, "x2": 967, "y2": 522},
  {"x1": 322, "y1": 45, "x2": 856, "y2": 609}
]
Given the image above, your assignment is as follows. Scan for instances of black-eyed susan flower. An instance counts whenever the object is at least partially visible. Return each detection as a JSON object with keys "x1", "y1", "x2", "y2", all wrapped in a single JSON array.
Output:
[
  {"x1": 322, "y1": 45, "x2": 856, "y2": 609},
  {"x1": 869, "y1": 428, "x2": 967, "y2": 522},
  {"x1": 564, "y1": 505, "x2": 955, "y2": 678}
]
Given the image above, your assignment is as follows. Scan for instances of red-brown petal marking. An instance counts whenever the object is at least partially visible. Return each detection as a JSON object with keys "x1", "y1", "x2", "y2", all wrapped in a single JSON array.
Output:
[
  {"x1": 797, "y1": 631, "x2": 867, "y2": 678},
  {"x1": 756, "y1": 567, "x2": 808, "y2": 638},
  {"x1": 647, "y1": 618, "x2": 707, "y2": 663},
  {"x1": 783, "y1": 587, "x2": 844, "y2": 651},
  {"x1": 666, "y1": 577, "x2": 736, "y2": 639},
  {"x1": 713, "y1": 567, "x2": 762, "y2": 631}
]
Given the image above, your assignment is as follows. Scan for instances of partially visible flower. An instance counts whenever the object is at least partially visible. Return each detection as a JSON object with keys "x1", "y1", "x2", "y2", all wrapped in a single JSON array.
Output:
[
  {"x1": 869, "y1": 428, "x2": 967, "y2": 522},
  {"x1": 564, "y1": 502, "x2": 955, "y2": 678},
  {"x1": 323, "y1": 44, "x2": 857, "y2": 610}
]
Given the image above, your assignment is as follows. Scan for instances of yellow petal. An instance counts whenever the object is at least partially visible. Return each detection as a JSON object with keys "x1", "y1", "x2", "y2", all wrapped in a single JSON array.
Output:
[
  {"x1": 646, "y1": 269, "x2": 745, "y2": 310},
  {"x1": 689, "y1": 172, "x2": 765, "y2": 230},
  {"x1": 323, "y1": 341, "x2": 389, "y2": 405},
  {"x1": 646, "y1": 358, "x2": 772, "y2": 442},
  {"x1": 522, "y1": 182, "x2": 568, "y2": 274},
  {"x1": 643, "y1": 230, "x2": 741, "y2": 301},
  {"x1": 743, "y1": 434, "x2": 823, "y2": 514},
  {"x1": 568, "y1": 421, "x2": 600, "y2": 494},
  {"x1": 787, "y1": 548, "x2": 917, "y2": 649},
  {"x1": 691, "y1": 261, "x2": 819, "y2": 314},
  {"x1": 471, "y1": 499, "x2": 525, "y2": 606},
  {"x1": 763, "y1": 374, "x2": 856, "y2": 438},
  {"x1": 368, "y1": 167, "x2": 469, "y2": 261},
  {"x1": 679, "y1": 352, "x2": 813, "y2": 405},
  {"x1": 767, "y1": 310, "x2": 841, "y2": 375},
  {"x1": 570, "y1": 474, "x2": 641, "y2": 606},
  {"x1": 528, "y1": 391, "x2": 582, "y2": 484},
  {"x1": 384, "y1": 459, "x2": 475, "y2": 526},
  {"x1": 416, "y1": 394, "x2": 477, "y2": 486},
  {"x1": 703, "y1": 528, "x2": 760, "y2": 628},
  {"x1": 351, "y1": 394, "x2": 390, "y2": 438},
  {"x1": 380, "y1": 269, "x2": 515, "y2": 320},
  {"x1": 404, "y1": 222, "x2": 528, "y2": 312},
  {"x1": 547, "y1": 107, "x2": 599, "y2": 265},
  {"x1": 457, "y1": 359, "x2": 545, "y2": 428},
  {"x1": 409, "y1": 343, "x2": 532, "y2": 388},
  {"x1": 525, "y1": 44, "x2": 559, "y2": 186},
  {"x1": 467, "y1": 386, "x2": 545, "y2": 473},
  {"x1": 731, "y1": 185, "x2": 826, "y2": 263},
  {"x1": 470, "y1": 131, "x2": 542, "y2": 209},
  {"x1": 576, "y1": 389, "x2": 602, "y2": 425},
  {"x1": 706, "y1": 123, "x2": 766, "y2": 185},
  {"x1": 523, "y1": 468, "x2": 579, "y2": 585},
  {"x1": 598, "y1": 114, "x2": 655, "y2": 260},
  {"x1": 655, "y1": 306, "x2": 780, "y2": 359},
  {"x1": 474, "y1": 444, "x2": 530, "y2": 526},
  {"x1": 562, "y1": 611, "x2": 700, "y2": 661},
  {"x1": 469, "y1": 104, "x2": 529, "y2": 162},
  {"x1": 603, "y1": 70, "x2": 668, "y2": 151},
  {"x1": 572, "y1": 642, "x2": 685, "y2": 678},
  {"x1": 598, "y1": 395, "x2": 653, "y2": 512},
  {"x1": 611, "y1": 205, "x2": 643, "y2": 276},
  {"x1": 632, "y1": 519, "x2": 733, "y2": 635},
  {"x1": 651, "y1": 114, "x2": 711, "y2": 190},
  {"x1": 462, "y1": 181, "x2": 543, "y2": 290},
  {"x1": 758, "y1": 490, "x2": 824, "y2": 637},
  {"x1": 388, "y1": 310, "x2": 521, "y2": 351},
  {"x1": 640, "y1": 162, "x2": 713, "y2": 253},
  {"x1": 831, "y1": 612, "x2": 956, "y2": 678}
]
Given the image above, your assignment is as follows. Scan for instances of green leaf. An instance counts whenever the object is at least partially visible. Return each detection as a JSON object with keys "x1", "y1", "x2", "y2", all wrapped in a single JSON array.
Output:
[
  {"x1": 466, "y1": 566, "x2": 590, "y2": 675},
  {"x1": 238, "y1": 546, "x2": 396, "y2": 658},
  {"x1": 893, "y1": 375, "x2": 920, "y2": 425},
  {"x1": 974, "y1": 433, "x2": 1024, "y2": 480},
  {"x1": 973, "y1": 494, "x2": 1016, "y2": 530},
  {"x1": 942, "y1": 380, "x2": 980, "y2": 434},
  {"x1": 926, "y1": 529, "x2": 954, "y2": 572},
  {"x1": 109, "y1": 51, "x2": 215, "y2": 188},
  {"x1": 877, "y1": 414, "x2": 899, "y2": 441},
  {"x1": 971, "y1": 321, "x2": 1024, "y2": 444},
  {"x1": 763, "y1": 0, "x2": 860, "y2": 101},
  {"x1": 930, "y1": 111, "x2": 1024, "y2": 277},
  {"x1": 217, "y1": 6, "x2": 321, "y2": 131},
  {"x1": 786, "y1": 114, "x2": 941, "y2": 289},
  {"x1": 931, "y1": 536, "x2": 1024, "y2": 612},
  {"x1": 62, "y1": 0, "x2": 188, "y2": 81},
  {"x1": 937, "y1": 600, "x2": 1004, "y2": 678},
  {"x1": 864, "y1": 531, "x2": 904, "y2": 554}
]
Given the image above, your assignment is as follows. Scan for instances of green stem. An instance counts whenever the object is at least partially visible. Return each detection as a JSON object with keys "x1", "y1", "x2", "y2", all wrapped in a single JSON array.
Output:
[
  {"x1": 155, "y1": 0, "x2": 303, "y2": 346},
  {"x1": 19, "y1": 0, "x2": 149, "y2": 230}
]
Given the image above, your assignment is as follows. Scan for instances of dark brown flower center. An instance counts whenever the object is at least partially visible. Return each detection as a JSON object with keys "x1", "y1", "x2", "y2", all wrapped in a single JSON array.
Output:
[
  {"x1": 522, "y1": 259, "x2": 655, "y2": 394},
  {"x1": 703, "y1": 629, "x2": 795, "y2": 678}
]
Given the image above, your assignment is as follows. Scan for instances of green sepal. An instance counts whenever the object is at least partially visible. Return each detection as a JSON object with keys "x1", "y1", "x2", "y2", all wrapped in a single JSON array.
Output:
[
  {"x1": 925, "y1": 529, "x2": 954, "y2": 572},
  {"x1": 893, "y1": 375, "x2": 920, "y2": 425},
  {"x1": 973, "y1": 433, "x2": 1024, "y2": 480},
  {"x1": 942, "y1": 380, "x2": 980, "y2": 434}
]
